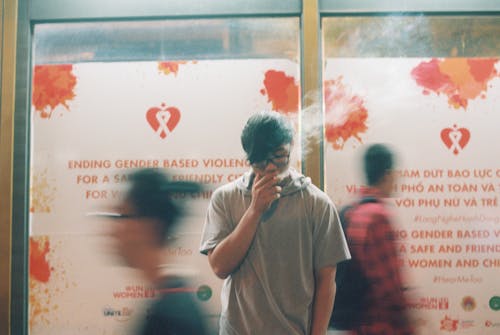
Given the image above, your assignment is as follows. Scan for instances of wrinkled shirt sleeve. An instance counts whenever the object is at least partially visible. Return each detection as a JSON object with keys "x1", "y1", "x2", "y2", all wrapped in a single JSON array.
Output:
[
  {"x1": 199, "y1": 189, "x2": 233, "y2": 255},
  {"x1": 312, "y1": 198, "x2": 351, "y2": 270}
]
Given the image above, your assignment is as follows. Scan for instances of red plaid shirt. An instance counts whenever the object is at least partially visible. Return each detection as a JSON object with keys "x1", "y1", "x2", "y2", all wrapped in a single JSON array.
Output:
[{"x1": 345, "y1": 187, "x2": 413, "y2": 335}]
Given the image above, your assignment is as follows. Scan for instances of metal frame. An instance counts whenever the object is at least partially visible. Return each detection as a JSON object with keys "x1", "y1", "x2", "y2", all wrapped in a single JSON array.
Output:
[
  {"x1": 320, "y1": 0, "x2": 500, "y2": 13},
  {"x1": 302, "y1": 0, "x2": 322, "y2": 187},
  {"x1": 1, "y1": 1, "x2": 19, "y2": 334},
  {"x1": 30, "y1": 0, "x2": 301, "y2": 21},
  {"x1": 1, "y1": 0, "x2": 498, "y2": 334},
  {"x1": 11, "y1": 0, "x2": 31, "y2": 332}
]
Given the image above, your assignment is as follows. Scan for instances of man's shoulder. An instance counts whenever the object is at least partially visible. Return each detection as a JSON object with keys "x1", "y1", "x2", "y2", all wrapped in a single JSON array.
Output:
[
  {"x1": 355, "y1": 199, "x2": 388, "y2": 215},
  {"x1": 301, "y1": 182, "x2": 333, "y2": 203},
  {"x1": 211, "y1": 179, "x2": 244, "y2": 199},
  {"x1": 294, "y1": 183, "x2": 338, "y2": 217},
  {"x1": 214, "y1": 180, "x2": 238, "y2": 191}
]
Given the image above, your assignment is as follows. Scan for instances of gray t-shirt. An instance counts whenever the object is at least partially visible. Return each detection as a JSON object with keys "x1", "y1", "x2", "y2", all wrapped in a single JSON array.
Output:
[{"x1": 200, "y1": 168, "x2": 350, "y2": 335}]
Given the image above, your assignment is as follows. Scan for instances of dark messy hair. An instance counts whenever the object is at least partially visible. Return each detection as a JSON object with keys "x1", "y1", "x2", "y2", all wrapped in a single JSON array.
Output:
[
  {"x1": 363, "y1": 143, "x2": 394, "y2": 186},
  {"x1": 125, "y1": 168, "x2": 202, "y2": 244},
  {"x1": 240, "y1": 111, "x2": 294, "y2": 164}
]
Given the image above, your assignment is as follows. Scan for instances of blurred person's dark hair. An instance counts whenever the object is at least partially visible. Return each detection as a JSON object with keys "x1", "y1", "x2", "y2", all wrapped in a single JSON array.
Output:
[
  {"x1": 363, "y1": 143, "x2": 394, "y2": 186},
  {"x1": 125, "y1": 168, "x2": 202, "y2": 244},
  {"x1": 241, "y1": 111, "x2": 294, "y2": 164}
]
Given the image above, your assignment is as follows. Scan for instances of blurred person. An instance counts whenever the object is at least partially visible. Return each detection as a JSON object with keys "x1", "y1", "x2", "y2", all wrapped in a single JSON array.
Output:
[
  {"x1": 200, "y1": 111, "x2": 350, "y2": 335},
  {"x1": 338, "y1": 144, "x2": 413, "y2": 335},
  {"x1": 108, "y1": 168, "x2": 210, "y2": 335}
]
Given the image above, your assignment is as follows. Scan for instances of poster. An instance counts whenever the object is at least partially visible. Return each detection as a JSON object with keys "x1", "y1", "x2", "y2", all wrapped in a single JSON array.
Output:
[
  {"x1": 324, "y1": 58, "x2": 500, "y2": 334},
  {"x1": 29, "y1": 59, "x2": 300, "y2": 334}
]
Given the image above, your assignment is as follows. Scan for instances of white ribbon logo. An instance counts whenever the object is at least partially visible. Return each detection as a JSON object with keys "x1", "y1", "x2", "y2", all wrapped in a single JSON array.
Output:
[
  {"x1": 156, "y1": 110, "x2": 171, "y2": 137},
  {"x1": 449, "y1": 128, "x2": 463, "y2": 154}
]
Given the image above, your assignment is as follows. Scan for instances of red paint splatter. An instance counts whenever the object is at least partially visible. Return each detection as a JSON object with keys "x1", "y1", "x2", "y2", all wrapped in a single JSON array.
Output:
[
  {"x1": 158, "y1": 61, "x2": 188, "y2": 76},
  {"x1": 411, "y1": 59, "x2": 453, "y2": 92},
  {"x1": 449, "y1": 94, "x2": 467, "y2": 109},
  {"x1": 324, "y1": 77, "x2": 368, "y2": 150},
  {"x1": 261, "y1": 70, "x2": 299, "y2": 115},
  {"x1": 30, "y1": 237, "x2": 52, "y2": 283},
  {"x1": 411, "y1": 58, "x2": 499, "y2": 109},
  {"x1": 467, "y1": 58, "x2": 498, "y2": 82},
  {"x1": 30, "y1": 169, "x2": 56, "y2": 213},
  {"x1": 28, "y1": 236, "x2": 71, "y2": 330},
  {"x1": 32, "y1": 65, "x2": 77, "y2": 118}
]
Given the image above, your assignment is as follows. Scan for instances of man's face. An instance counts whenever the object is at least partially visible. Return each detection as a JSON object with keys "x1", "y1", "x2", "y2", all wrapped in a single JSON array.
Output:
[
  {"x1": 251, "y1": 143, "x2": 291, "y2": 177},
  {"x1": 109, "y1": 201, "x2": 152, "y2": 268},
  {"x1": 382, "y1": 169, "x2": 397, "y2": 198}
]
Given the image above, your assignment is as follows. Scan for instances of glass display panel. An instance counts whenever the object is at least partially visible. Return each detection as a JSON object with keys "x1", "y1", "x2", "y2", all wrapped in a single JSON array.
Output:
[
  {"x1": 31, "y1": 0, "x2": 301, "y2": 21},
  {"x1": 29, "y1": 17, "x2": 300, "y2": 334},
  {"x1": 34, "y1": 18, "x2": 300, "y2": 64},
  {"x1": 324, "y1": 16, "x2": 499, "y2": 57},
  {"x1": 323, "y1": 15, "x2": 499, "y2": 334}
]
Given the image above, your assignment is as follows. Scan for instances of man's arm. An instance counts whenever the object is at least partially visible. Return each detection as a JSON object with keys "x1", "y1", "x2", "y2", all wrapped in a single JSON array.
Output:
[
  {"x1": 207, "y1": 206, "x2": 261, "y2": 279},
  {"x1": 207, "y1": 173, "x2": 281, "y2": 279},
  {"x1": 310, "y1": 266, "x2": 336, "y2": 335}
]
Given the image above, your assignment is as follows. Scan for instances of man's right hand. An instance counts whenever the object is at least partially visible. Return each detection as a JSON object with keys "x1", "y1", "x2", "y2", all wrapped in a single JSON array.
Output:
[{"x1": 250, "y1": 173, "x2": 282, "y2": 214}]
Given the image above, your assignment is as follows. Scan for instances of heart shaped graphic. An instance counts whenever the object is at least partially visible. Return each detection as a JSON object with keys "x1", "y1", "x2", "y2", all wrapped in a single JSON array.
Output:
[
  {"x1": 440, "y1": 125, "x2": 470, "y2": 155},
  {"x1": 146, "y1": 104, "x2": 181, "y2": 139}
]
